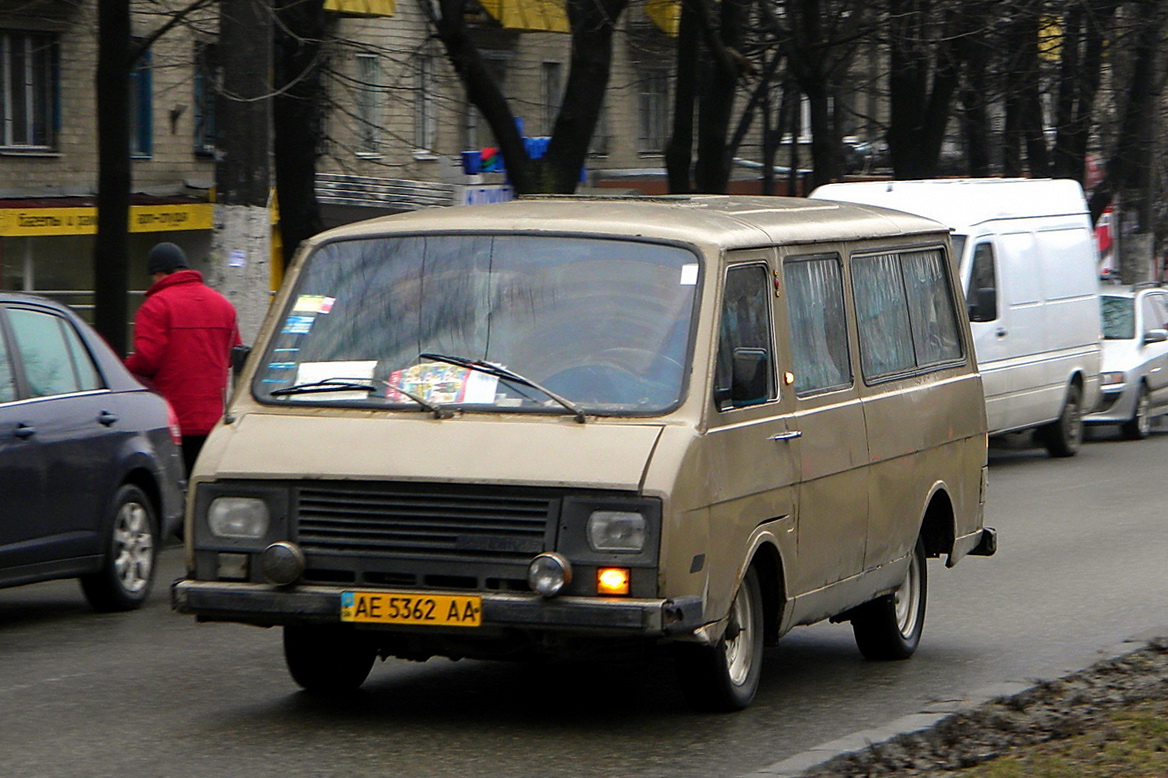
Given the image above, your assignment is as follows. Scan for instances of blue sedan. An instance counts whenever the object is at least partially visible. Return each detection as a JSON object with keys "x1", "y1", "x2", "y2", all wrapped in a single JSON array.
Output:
[{"x1": 0, "y1": 293, "x2": 185, "y2": 610}]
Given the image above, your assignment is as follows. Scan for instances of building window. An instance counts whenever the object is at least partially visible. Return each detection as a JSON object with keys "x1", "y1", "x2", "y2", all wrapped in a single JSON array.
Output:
[
  {"x1": 638, "y1": 69, "x2": 669, "y2": 154},
  {"x1": 355, "y1": 53, "x2": 382, "y2": 155},
  {"x1": 193, "y1": 42, "x2": 218, "y2": 156},
  {"x1": 465, "y1": 52, "x2": 508, "y2": 150},
  {"x1": 541, "y1": 61, "x2": 561, "y2": 136},
  {"x1": 129, "y1": 48, "x2": 152, "y2": 158},
  {"x1": 0, "y1": 30, "x2": 58, "y2": 150},
  {"x1": 589, "y1": 101, "x2": 609, "y2": 156},
  {"x1": 414, "y1": 54, "x2": 436, "y2": 152}
]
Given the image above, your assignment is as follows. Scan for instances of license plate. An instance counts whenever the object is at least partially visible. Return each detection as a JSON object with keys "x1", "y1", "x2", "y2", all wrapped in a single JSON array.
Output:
[{"x1": 340, "y1": 590, "x2": 482, "y2": 627}]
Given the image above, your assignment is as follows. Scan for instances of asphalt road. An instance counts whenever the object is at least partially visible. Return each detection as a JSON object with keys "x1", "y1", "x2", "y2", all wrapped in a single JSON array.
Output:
[{"x1": 2, "y1": 426, "x2": 1166, "y2": 778}]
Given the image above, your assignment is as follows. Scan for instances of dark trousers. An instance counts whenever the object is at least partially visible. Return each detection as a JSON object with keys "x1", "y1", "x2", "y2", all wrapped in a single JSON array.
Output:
[{"x1": 182, "y1": 435, "x2": 208, "y2": 476}]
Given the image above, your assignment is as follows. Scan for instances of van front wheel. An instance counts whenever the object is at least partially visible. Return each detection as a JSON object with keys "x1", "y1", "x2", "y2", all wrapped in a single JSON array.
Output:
[
  {"x1": 851, "y1": 538, "x2": 927, "y2": 660},
  {"x1": 284, "y1": 625, "x2": 377, "y2": 694},
  {"x1": 1039, "y1": 383, "x2": 1083, "y2": 457},
  {"x1": 674, "y1": 566, "x2": 764, "y2": 712}
]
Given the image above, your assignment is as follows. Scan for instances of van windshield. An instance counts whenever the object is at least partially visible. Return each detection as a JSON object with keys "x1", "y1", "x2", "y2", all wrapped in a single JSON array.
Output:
[{"x1": 254, "y1": 234, "x2": 700, "y2": 416}]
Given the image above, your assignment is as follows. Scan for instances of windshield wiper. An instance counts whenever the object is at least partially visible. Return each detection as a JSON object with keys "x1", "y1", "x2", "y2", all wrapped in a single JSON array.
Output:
[
  {"x1": 269, "y1": 378, "x2": 378, "y2": 396},
  {"x1": 270, "y1": 378, "x2": 449, "y2": 418},
  {"x1": 419, "y1": 352, "x2": 587, "y2": 423}
]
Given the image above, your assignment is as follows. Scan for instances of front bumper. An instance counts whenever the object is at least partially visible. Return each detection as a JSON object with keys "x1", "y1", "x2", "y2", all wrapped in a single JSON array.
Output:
[
  {"x1": 172, "y1": 579, "x2": 703, "y2": 636},
  {"x1": 1085, "y1": 386, "x2": 1135, "y2": 425}
]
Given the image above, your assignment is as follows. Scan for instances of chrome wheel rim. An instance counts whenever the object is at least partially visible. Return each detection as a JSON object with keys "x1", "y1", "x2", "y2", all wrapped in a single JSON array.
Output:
[
  {"x1": 723, "y1": 581, "x2": 756, "y2": 686},
  {"x1": 113, "y1": 501, "x2": 153, "y2": 594},
  {"x1": 893, "y1": 552, "x2": 922, "y2": 637}
]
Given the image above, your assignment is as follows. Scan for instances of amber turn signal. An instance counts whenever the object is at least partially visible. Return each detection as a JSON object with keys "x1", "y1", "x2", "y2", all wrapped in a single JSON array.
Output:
[{"x1": 596, "y1": 567, "x2": 630, "y2": 596}]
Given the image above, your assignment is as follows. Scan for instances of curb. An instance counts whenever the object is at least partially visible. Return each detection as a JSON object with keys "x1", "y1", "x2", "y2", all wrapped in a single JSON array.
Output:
[{"x1": 742, "y1": 625, "x2": 1168, "y2": 777}]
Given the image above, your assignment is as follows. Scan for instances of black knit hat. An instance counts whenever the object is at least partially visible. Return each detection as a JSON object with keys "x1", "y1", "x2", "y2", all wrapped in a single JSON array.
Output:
[{"x1": 147, "y1": 242, "x2": 189, "y2": 275}]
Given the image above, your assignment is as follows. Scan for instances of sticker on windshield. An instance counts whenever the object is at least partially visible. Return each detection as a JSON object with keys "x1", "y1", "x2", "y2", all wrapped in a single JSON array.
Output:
[
  {"x1": 387, "y1": 362, "x2": 498, "y2": 404},
  {"x1": 680, "y1": 264, "x2": 699, "y2": 286},
  {"x1": 293, "y1": 295, "x2": 336, "y2": 314},
  {"x1": 282, "y1": 315, "x2": 315, "y2": 335}
]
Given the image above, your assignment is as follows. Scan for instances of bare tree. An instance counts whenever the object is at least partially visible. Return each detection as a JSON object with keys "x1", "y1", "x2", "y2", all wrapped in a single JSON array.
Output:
[{"x1": 420, "y1": 0, "x2": 628, "y2": 194}]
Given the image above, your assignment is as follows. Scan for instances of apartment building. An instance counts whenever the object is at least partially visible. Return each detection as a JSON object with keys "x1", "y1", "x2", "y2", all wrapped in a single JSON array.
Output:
[{"x1": 0, "y1": 0, "x2": 714, "y2": 328}]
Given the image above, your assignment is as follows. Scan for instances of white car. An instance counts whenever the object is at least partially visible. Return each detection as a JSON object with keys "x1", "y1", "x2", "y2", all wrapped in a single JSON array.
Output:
[{"x1": 1086, "y1": 284, "x2": 1168, "y2": 439}]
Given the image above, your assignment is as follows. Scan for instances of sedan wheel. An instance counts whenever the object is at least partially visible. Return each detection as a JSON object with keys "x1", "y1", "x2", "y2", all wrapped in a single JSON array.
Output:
[
  {"x1": 1121, "y1": 385, "x2": 1152, "y2": 440},
  {"x1": 80, "y1": 484, "x2": 157, "y2": 612}
]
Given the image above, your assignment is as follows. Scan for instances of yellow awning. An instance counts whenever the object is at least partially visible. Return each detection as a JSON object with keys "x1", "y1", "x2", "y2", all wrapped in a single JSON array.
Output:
[
  {"x1": 645, "y1": 0, "x2": 680, "y2": 36},
  {"x1": 0, "y1": 204, "x2": 214, "y2": 237},
  {"x1": 324, "y1": 0, "x2": 395, "y2": 17},
  {"x1": 479, "y1": 0, "x2": 569, "y2": 33}
]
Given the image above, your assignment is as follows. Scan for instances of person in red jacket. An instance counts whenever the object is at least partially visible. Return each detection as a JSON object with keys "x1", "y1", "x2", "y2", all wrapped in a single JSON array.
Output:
[{"x1": 125, "y1": 242, "x2": 242, "y2": 475}]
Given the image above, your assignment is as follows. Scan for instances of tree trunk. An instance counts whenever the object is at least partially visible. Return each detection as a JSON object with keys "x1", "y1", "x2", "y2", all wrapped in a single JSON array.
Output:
[
  {"x1": 665, "y1": 2, "x2": 699, "y2": 193},
  {"x1": 212, "y1": 0, "x2": 273, "y2": 342},
  {"x1": 94, "y1": 0, "x2": 132, "y2": 356},
  {"x1": 273, "y1": 0, "x2": 327, "y2": 266}
]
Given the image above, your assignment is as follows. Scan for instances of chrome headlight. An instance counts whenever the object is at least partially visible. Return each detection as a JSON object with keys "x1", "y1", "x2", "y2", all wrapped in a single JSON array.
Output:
[
  {"x1": 587, "y1": 510, "x2": 647, "y2": 553},
  {"x1": 208, "y1": 497, "x2": 270, "y2": 539}
]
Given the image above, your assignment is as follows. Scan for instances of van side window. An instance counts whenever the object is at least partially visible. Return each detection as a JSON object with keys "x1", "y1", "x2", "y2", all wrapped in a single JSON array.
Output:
[
  {"x1": 784, "y1": 256, "x2": 852, "y2": 395},
  {"x1": 853, "y1": 248, "x2": 963, "y2": 381},
  {"x1": 715, "y1": 264, "x2": 776, "y2": 410},
  {"x1": 967, "y1": 242, "x2": 998, "y2": 322}
]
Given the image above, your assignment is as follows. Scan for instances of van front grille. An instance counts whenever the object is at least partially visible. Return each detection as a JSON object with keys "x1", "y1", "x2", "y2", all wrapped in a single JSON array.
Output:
[{"x1": 295, "y1": 484, "x2": 555, "y2": 564}]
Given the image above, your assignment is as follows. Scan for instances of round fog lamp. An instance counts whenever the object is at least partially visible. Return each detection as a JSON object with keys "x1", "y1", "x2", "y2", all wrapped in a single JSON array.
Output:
[
  {"x1": 260, "y1": 541, "x2": 306, "y2": 586},
  {"x1": 527, "y1": 552, "x2": 572, "y2": 598}
]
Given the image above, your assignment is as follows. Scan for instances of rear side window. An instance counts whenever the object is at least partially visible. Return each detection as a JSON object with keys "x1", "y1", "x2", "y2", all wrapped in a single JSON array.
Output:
[
  {"x1": 784, "y1": 256, "x2": 851, "y2": 395},
  {"x1": 7, "y1": 308, "x2": 103, "y2": 397},
  {"x1": 853, "y1": 248, "x2": 963, "y2": 381}
]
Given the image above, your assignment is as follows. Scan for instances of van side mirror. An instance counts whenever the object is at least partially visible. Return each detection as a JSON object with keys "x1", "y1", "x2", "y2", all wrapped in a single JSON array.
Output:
[
  {"x1": 231, "y1": 344, "x2": 252, "y2": 387},
  {"x1": 1143, "y1": 328, "x2": 1168, "y2": 345},
  {"x1": 968, "y1": 287, "x2": 997, "y2": 322},
  {"x1": 730, "y1": 347, "x2": 770, "y2": 406}
]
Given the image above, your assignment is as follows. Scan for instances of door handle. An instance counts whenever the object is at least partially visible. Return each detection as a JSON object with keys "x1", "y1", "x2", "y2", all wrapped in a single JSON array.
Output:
[
  {"x1": 14, "y1": 423, "x2": 36, "y2": 439},
  {"x1": 770, "y1": 430, "x2": 802, "y2": 441},
  {"x1": 995, "y1": 327, "x2": 1008, "y2": 338},
  {"x1": 98, "y1": 411, "x2": 119, "y2": 427}
]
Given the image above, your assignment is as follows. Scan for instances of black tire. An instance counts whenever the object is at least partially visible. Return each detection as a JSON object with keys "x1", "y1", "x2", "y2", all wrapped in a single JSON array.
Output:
[
  {"x1": 675, "y1": 566, "x2": 765, "y2": 712},
  {"x1": 284, "y1": 625, "x2": 377, "y2": 694},
  {"x1": 1120, "y1": 385, "x2": 1152, "y2": 440},
  {"x1": 1040, "y1": 383, "x2": 1083, "y2": 457},
  {"x1": 851, "y1": 538, "x2": 927, "y2": 661},
  {"x1": 80, "y1": 484, "x2": 158, "y2": 612}
]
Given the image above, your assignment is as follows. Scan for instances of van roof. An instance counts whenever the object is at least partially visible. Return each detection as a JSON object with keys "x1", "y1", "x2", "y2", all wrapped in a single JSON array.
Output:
[
  {"x1": 307, "y1": 195, "x2": 950, "y2": 253},
  {"x1": 809, "y1": 178, "x2": 1091, "y2": 233}
]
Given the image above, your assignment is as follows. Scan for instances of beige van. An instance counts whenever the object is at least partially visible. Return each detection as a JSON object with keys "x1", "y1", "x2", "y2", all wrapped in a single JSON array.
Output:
[{"x1": 173, "y1": 196, "x2": 996, "y2": 711}]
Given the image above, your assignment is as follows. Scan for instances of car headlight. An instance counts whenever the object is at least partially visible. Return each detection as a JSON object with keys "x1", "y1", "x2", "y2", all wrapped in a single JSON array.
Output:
[
  {"x1": 208, "y1": 497, "x2": 270, "y2": 539},
  {"x1": 1100, "y1": 371, "x2": 1127, "y2": 387},
  {"x1": 587, "y1": 511, "x2": 647, "y2": 552}
]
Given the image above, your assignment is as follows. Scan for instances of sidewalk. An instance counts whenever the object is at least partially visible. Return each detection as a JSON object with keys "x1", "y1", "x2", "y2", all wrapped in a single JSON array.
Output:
[{"x1": 745, "y1": 626, "x2": 1168, "y2": 777}]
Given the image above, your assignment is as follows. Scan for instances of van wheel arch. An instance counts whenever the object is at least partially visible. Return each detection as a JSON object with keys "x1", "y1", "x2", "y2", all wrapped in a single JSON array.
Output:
[
  {"x1": 920, "y1": 489, "x2": 956, "y2": 560},
  {"x1": 750, "y1": 544, "x2": 786, "y2": 646}
]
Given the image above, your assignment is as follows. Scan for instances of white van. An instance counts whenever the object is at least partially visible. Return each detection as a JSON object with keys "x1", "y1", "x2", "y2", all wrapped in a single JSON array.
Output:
[
  {"x1": 812, "y1": 178, "x2": 1102, "y2": 456},
  {"x1": 173, "y1": 196, "x2": 994, "y2": 711}
]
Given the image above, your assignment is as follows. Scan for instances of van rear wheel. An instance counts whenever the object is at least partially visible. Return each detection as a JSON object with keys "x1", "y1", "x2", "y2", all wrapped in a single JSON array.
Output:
[
  {"x1": 675, "y1": 566, "x2": 764, "y2": 712},
  {"x1": 284, "y1": 625, "x2": 377, "y2": 694},
  {"x1": 851, "y1": 538, "x2": 927, "y2": 660},
  {"x1": 1039, "y1": 383, "x2": 1083, "y2": 457}
]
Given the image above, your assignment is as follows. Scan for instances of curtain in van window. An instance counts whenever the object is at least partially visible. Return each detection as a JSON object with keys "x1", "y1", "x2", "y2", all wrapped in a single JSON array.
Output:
[
  {"x1": 853, "y1": 252, "x2": 915, "y2": 378},
  {"x1": 784, "y1": 257, "x2": 851, "y2": 395},
  {"x1": 902, "y1": 249, "x2": 962, "y2": 366}
]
